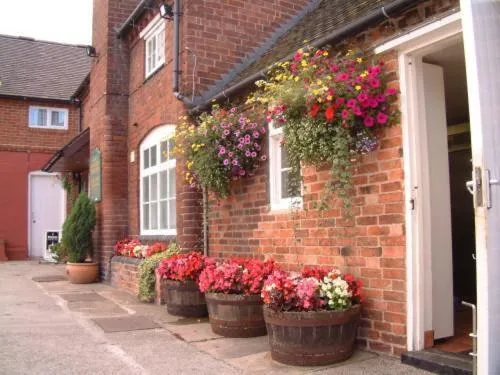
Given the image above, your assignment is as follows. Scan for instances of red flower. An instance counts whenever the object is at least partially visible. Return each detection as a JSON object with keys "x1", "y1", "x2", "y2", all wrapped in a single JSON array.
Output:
[
  {"x1": 308, "y1": 103, "x2": 320, "y2": 118},
  {"x1": 325, "y1": 106, "x2": 335, "y2": 122}
]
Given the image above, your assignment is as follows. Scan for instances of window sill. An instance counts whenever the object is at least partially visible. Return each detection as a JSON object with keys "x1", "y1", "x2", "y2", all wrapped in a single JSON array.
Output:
[
  {"x1": 139, "y1": 234, "x2": 176, "y2": 242},
  {"x1": 144, "y1": 62, "x2": 165, "y2": 83},
  {"x1": 270, "y1": 199, "x2": 303, "y2": 213}
]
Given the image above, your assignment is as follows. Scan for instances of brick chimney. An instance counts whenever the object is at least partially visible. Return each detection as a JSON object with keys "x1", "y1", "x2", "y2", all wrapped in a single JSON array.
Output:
[{"x1": 88, "y1": 0, "x2": 139, "y2": 280}]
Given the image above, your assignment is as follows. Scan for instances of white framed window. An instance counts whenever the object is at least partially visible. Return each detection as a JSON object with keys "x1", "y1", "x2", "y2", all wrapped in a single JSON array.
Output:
[
  {"x1": 140, "y1": 125, "x2": 176, "y2": 236},
  {"x1": 268, "y1": 123, "x2": 302, "y2": 211},
  {"x1": 141, "y1": 15, "x2": 165, "y2": 78},
  {"x1": 28, "y1": 106, "x2": 68, "y2": 130}
]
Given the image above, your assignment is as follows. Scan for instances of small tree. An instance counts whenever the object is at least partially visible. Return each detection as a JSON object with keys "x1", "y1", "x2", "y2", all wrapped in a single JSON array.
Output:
[{"x1": 62, "y1": 193, "x2": 96, "y2": 263}]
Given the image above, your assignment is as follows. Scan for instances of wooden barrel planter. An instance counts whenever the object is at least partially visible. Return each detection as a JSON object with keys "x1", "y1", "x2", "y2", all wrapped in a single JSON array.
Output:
[
  {"x1": 205, "y1": 293, "x2": 267, "y2": 337},
  {"x1": 164, "y1": 279, "x2": 208, "y2": 318},
  {"x1": 263, "y1": 304, "x2": 361, "y2": 366}
]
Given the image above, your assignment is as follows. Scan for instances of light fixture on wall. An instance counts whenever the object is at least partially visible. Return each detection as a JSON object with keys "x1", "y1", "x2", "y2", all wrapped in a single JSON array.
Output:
[
  {"x1": 159, "y1": 3, "x2": 174, "y2": 20},
  {"x1": 85, "y1": 46, "x2": 98, "y2": 58}
]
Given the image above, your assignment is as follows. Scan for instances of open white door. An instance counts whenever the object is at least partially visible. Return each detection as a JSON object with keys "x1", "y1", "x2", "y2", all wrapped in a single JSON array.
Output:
[
  {"x1": 421, "y1": 63, "x2": 454, "y2": 340},
  {"x1": 461, "y1": 1, "x2": 500, "y2": 373}
]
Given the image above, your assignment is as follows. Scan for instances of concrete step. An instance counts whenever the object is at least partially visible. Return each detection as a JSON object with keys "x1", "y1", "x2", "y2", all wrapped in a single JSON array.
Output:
[{"x1": 401, "y1": 348, "x2": 473, "y2": 375}]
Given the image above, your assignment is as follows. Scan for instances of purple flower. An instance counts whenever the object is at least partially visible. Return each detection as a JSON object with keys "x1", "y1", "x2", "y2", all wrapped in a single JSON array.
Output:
[
  {"x1": 253, "y1": 131, "x2": 260, "y2": 139},
  {"x1": 223, "y1": 129, "x2": 230, "y2": 136},
  {"x1": 356, "y1": 134, "x2": 378, "y2": 154},
  {"x1": 239, "y1": 170, "x2": 246, "y2": 176},
  {"x1": 228, "y1": 152, "x2": 233, "y2": 157},
  {"x1": 219, "y1": 147, "x2": 226, "y2": 155},
  {"x1": 230, "y1": 107, "x2": 237, "y2": 113},
  {"x1": 232, "y1": 159, "x2": 239, "y2": 166},
  {"x1": 238, "y1": 137, "x2": 245, "y2": 144},
  {"x1": 261, "y1": 155, "x2": 267, "y2": 161},
  {"x1": 237, "y1": 143, "x2": 244, "y2": 150},
  {"x1": 244, "y1": 138, "x2": 251, "y2": 145},
  {"x1": 223, "y1": 159, "x2": 230, "y2": 166},
  {"x1": 245, "y1": 150, "x2": 251, "y2": 157},
  {"x1": 239, "y1": 117, "x2": 246, "y2": 125},
  {"x1": 260, "y1": 127, "x2": 266, "y2": 134},
  {"x1": 251, "y1": 152, "x2": 257, "y2": 158}
]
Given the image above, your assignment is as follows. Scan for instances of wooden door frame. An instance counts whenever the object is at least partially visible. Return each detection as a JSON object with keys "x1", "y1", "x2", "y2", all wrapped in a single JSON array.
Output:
[{"x1": 375, "y1": 12, "x2": 463, "y2": 351}]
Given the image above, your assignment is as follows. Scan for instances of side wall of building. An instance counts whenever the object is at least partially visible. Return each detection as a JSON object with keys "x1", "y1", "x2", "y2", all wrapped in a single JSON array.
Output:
[
  {"x1": 205, "y1": 0, "x2": 460, "y2": 356},
  {"x1": 0, "y1": 97, "x2": 80, "y2": 259}
]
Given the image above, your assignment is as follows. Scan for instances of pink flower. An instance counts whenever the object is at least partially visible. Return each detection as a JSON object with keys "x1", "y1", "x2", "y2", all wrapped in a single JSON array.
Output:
[
  {"x1": 353, "y1": 106, "x2": 362, "y2": 116},
  {"x1": 347, "y1": 98, "x2": 356, "y2": 108},
  {"x1": 375, "y1": 93, "x2": 386, "y2": 103},
  {"x1": 261, "y1": 155, "x2": 267, "y2": 161},
  {"x1": 341, "y1": 109, "x2": 350, "y2": 120},
  {"x1": 376, "y1": 112, "x2": 389, "y2": 124},
  {"x1": 369, "y1": 78, "x2": 380, "y2": 88},
  {"x1": 357, "y1": 93, "x2": 368, "y2": 102},
  {"x1": 386, "y1": 87, "x2": 397, "y2": 96},
  {"x1": 336, "y1": 72, "x2": 349, "y2": 81},
  {"x1": 223, "y1": 159, "x2": 230, "y2": 166},
  {"x1": 364, "y1": 116, "x2": 375, "y2": 127},
  {"x1": 335, "y1": 98, "x2": 345, "y2": 107},
  {"x1": 369, "y1": 99, "x2": 378, "y2": 108}
]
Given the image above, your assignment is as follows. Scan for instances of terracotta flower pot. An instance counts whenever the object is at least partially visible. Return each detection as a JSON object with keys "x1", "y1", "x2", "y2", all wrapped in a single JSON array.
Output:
[
  {"x1": 205, "y1": 292, "x2": 267, "y2": 337},
  {"x1": 66, "y1": 262, "x2": 99, "y2": 284},
  {"x1": 164, "y1": 279, "x2": 208, "y2": 318},
  {"x1": 263, "y1": 304, "x2": 361, "y2": 366}
]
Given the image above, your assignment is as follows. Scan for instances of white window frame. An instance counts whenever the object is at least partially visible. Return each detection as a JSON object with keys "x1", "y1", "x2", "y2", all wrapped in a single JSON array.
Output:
[
  {"x1": 28, "y1": 106, "x2": 69, "y2": 130},
  {"x1": 141, "y1": 15, "x2": 166, "y2": 79},
  {"x1": 140, "y1": 125, "x2": 176, "y2": 236},
  {"x1": 268, "y1": 122, "x2": 302, "y2": 211}
]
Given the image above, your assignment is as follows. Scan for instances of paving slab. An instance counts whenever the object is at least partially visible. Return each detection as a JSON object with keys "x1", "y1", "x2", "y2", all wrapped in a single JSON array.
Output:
[
  {"x1": 32, "y1": 275, "x2": 67, "y2": 282},
  {"x1": 59, "y1": 292, "x2": 107, "y2": 302},
  {"x1": 92, "y1": 315, "x2": 161, "y2": 333}
]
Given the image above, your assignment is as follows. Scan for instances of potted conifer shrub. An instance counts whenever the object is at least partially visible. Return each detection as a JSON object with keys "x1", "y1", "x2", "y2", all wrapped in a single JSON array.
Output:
[
  {"x1": 198, "y1": 257, "x2": 275, "y2": 337},
  {"x1": 62, "y1": 192, "x2": 97, "y2": 284},
  {"x1": 261, "y1": 267, "x2": 363, "y2": 366}
]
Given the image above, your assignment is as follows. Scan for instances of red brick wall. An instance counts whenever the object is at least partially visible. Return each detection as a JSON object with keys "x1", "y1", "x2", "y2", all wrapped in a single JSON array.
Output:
[
  {"x1": 205, "y1": 0, "x2": 459, "y2": 356},
  {"x1": 110, "y1": 256, "x2": 142, "y2": 296},
  {"x1": 181, "y1": 0, "x2": 313, "y2": 94},
  {"x1": 89, "y1": 0, "x2": 138, "y2": 279},
  {"x1": 0, "y1": 151, "x2": 60, "y2": 260},
  {"x1": 0, "y1": 97, "x2": 80, "y2": 260},
  {"x1": 0, "y1": 98, "x2": 79, "y2": 153}
]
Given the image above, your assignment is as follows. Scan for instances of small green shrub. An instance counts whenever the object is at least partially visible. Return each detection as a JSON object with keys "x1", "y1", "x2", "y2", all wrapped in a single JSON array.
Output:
[
  {"x1": 49, "y1": 242, "x2": 67, "y2": 263},
  {"x1": 62, "y1": 193, "x2": 96, "y2": 263},
  {"x1": 138, "y1": 242, "x2": 180, "y2": 302}
]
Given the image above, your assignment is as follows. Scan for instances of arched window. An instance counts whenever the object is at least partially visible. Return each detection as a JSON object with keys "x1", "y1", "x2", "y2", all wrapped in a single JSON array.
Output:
[{"x1": 140, "y1": 125, "x2": 176, "y2": 235}]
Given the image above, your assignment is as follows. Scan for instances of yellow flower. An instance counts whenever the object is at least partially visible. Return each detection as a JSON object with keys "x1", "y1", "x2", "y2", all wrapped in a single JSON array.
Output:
[
  {"x1": 303, "y1": 52, "x2": 310, "y2": 57},
  {"x1": 301, "y1": 60, "x2": 308, "y2": 67},
  {"x1": 327, "y1": 95, "x2": 333, "y2": 101},
  {"x1": 346, "y1": 49, "x2": 353, "y2": 56},
  {"x1": 355, "y1": 85, "x2": 362, "y2": 91},
  {"x1": 360, "y1": 72, "x2": 367, "y2": 78},
  {"x1": 322, "y1": 51, "x2": 329, "y2": 57},
  {"x1": 312, "y1": 89, "x2": 320, "y2": 96},
  {"x1": 316, "y1": 79, "x2": 323, "y2": 85},
  {"x1": 356, "y1": 57, "x2": 363, "y2": 63},
  {"x1": 294, "y1": 76, "x2": 300, "y2": 82}
]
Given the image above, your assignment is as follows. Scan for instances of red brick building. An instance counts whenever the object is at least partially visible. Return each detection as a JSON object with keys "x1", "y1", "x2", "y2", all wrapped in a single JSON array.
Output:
[
  {"x1": 0, "y1": 35, "x2": 90, "y2": 260},
  {"x1": 46, "y1": 0, "x2": 500, "y2": 370}
]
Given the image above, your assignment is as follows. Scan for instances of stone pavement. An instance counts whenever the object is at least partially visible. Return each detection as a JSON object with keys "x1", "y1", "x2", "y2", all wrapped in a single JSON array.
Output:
[{"x1": 0, "y1": 261, "x2": 431, "y2": 375}]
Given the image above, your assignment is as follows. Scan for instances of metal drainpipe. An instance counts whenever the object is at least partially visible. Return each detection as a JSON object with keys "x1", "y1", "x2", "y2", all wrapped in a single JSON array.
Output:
[
  {"x1": 173, "y1": 0, "x2": 181, "y2": 96},
  {"x1": 202, "y1": 186, "x2": 208, "y2": 256}
]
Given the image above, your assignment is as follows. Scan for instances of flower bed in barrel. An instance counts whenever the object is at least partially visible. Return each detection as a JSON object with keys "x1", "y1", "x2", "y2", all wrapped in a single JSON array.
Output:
[
  {"x1": 157, "y1": 252, "x2": 208, "y2": 318},
  {"x1": 261, "y1": 267, "x2": 363, "y2": 366},
  {"x1": 198, "y1": 258, "x2": 275, "y2": 337}
]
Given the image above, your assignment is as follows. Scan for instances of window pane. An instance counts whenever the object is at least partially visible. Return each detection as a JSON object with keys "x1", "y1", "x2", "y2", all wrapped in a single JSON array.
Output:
[
  {"x1": 169, "y1": 199, "x2": 176, "y2": 229},
  {"x1": 168, "y1": 167, "x2": 176, "y2": 198},
  {"x1": 150, "y1": 173, "x2": 158, "y2": 201},
  {"x1": 281, "y1": 170, "x2": 291, "y2": 199},
  {"x1": 51, "y1": 110, "x2": 66, "y2": 126},
  {"x1": 160, "y1": 201, "x2": 167, "y2": 229},
  {"x1": 143, "y1": 149, "x2": 149, "y2": 169},
  {"x1": 142, "y1": 204, "x2": 149, "y2": 230},
  {"x1": 160, "y1": 170, "x2": 167, "y2": 199},
  {"x1": 168, "y1": 138, "x2": 175, "y2": 160},
  {"x1": 157, "y1": 29, "x2": 165, "y2": 62},
  {"x1": 151, "y1": 202, "x2": 158, "y2": 230},
  {"x1": 151, "y1": 37, "x2": 156, "y2": 68},
  {"x1": 30, "y1": 108, "x2": 47, "y2": 126},
  {"x1": 281, "y1": 146, "x2": 290, "y2": 169},
  {"x1": 142, "y1": 177, "x2": 149, "y2": 202},
  {"x1": 160, "y1": 140, "x2": 168, "y2": 162},
  {"x1": 150, "y1": 145, "x2": 157, "y2": 167}
]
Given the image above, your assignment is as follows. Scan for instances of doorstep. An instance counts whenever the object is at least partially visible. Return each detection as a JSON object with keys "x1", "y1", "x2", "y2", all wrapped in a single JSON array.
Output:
[{"x1": 401, "y1": 348, "x2": 472, "y2": 375}]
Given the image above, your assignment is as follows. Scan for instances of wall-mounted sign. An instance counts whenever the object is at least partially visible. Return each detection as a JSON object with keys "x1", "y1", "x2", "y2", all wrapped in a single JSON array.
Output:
[
  {"x1": 45, "y1": 231, "x2": 60, "y2": 251},
  {"x1": 89, "y1": 148, "x2": 102, "y2": 202}
]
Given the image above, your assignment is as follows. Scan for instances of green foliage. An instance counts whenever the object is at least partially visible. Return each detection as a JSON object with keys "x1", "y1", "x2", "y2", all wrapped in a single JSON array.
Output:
[
  {"x1": 137, "y1": 242, "x2": 180, "y2": 302},
  {"x1": 49, "y1": 242, "x2": 67, "y2": 263},
  {"x1": 62, "y1": 193, "x2": 96, "y2": 263},
  {"x1": 283, "y1": 118, "x2": 354, "y2": 208}
]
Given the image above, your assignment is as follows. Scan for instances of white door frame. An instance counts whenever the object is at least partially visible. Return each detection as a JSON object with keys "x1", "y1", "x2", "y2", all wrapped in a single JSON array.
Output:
[
  {"x1": 375, "y1": 12, "x2": 463, "y2": 351},
  {"x1": 27, "y1": 171, "x2": 67, "y2": 258}
]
